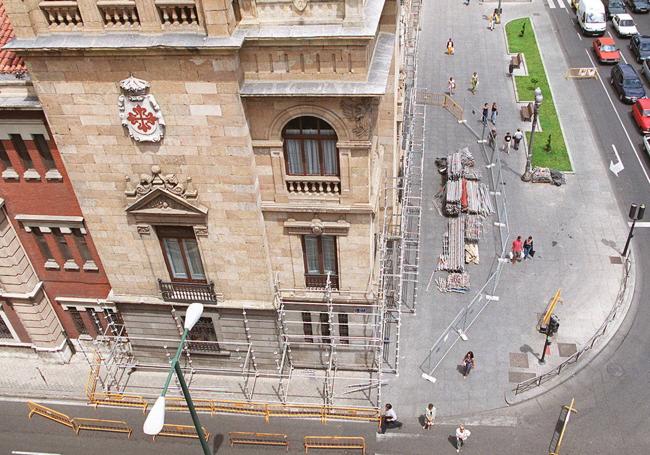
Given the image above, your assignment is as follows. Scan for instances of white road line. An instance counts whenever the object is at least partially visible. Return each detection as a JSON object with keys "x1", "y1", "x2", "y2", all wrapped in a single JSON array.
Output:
[
  {"x1": 628, "y1": 221, "x2": 650, "y2": 227},
  {"x1": 12, "y1": 452, "x2": 62, "y2": 455},
  {"x1": 548, "y1": 0, "x2": 557, "y2": 9},
  {"x1": 556, "y1": 0, "x2": 566, "y2": 9},
  {"x1": 585, "y1": 48, "x2": 650, "y2": 185},
  {"x1": 576, "y1": 31, "x2": 583, "y2": 41}
]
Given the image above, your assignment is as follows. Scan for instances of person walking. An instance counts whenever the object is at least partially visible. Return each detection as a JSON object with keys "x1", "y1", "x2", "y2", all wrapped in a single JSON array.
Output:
[
  {"x1": 488, "y1": 14, "x2": 495, "y2": 30},
  {"x1": 513, "y1": 128, "x2": 523, "y2": 151},
  {"x1": 490, "y1": 102, "x2": 498, "y2": 124},
  {"x1": 448, "y1": 77, "x2": 456, "y2": 96},
  {"x1": 462, "y1": 351, "x2": 475, "y2": 378},
  {"x1": 470, "y1": 72, "x2": 479, "y2": 94},
  {"x1": 456, "y1": 424, "x2": 472, "y2": 453},
  {"x1": 379, "y1": 403, "x2": 398, "y2": 433},
  {"x1": 503, "y1": 132, "x2": 512, "y2": 154},
  {"x1": 523, "y1": 236, "x2": 535, "y2": 260},
  {"x1": 488, "y1": 127, "x2": 497, "y2": 150},
  {"x1": 423, "y1": 403, "x2": 436, "y2": 429},
  {"x1": 481, "y1": 103, "x2": 489, "y2": 125},
  {"x1": 511, "y1": 235, "x2": 523, "y2": 262},
  {"x1": 447, "y1": 38, "x2": 455, "y2": 55}
]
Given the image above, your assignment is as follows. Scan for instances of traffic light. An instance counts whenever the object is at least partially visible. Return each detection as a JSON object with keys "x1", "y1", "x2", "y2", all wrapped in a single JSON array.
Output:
[{"x1": 547, "y1": 314, "x2": 560, "y2": 336}]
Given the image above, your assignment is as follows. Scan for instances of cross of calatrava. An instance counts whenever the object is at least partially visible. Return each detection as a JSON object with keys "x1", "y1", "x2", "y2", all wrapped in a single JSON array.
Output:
[{"x1": 127, "y1": 105, "x2": 157, "y2": 132}]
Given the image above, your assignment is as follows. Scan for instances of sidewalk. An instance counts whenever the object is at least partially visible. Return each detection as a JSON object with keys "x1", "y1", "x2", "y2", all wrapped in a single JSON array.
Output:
[{"x1": 381, "y1": 0, "x2": 633, "y2": 424}]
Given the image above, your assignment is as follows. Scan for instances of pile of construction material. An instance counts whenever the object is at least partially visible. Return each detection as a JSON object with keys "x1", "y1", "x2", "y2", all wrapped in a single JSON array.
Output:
[
  {"x1": 531, "y1": 167, "x2": 565, "y2": 186},
  {"x1": 436, "y1": 147, "x2": 495, "y2": 293}
]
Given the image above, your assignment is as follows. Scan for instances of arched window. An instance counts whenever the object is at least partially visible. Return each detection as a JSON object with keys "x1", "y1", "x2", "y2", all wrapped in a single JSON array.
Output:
[{"x1": 282, "y1": 116, "x2": 339, "y2": 176}]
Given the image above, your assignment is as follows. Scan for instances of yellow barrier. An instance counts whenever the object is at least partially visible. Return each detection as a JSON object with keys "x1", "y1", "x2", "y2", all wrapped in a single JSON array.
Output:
[
  {"x1": 267, "y1": 403, "x2": 327, "y2": 423},
  {"x1": 550, "y1": 398, "x2": 578, "y2": 455},
  {"x1": 304, "y1": 436, "x2": 366, "y2": 454},
  {"x1": 92, "y1": 392, "x2": 148, "y2": 414},
  {"x1": 229, "y1": 432, "x2": 289, "y2": 451},
  {"x1": 85, "y1": 351, "x2": 101, "y2": 401},
  {"x1": 565, "y1": 68, "x2": 598, "y2": 80},
  {"x1": 166, "y1": 396, "x2": 214, "y2": 413},
  {"x1": 323, "y1": 406, "x2": 380, "y2": 423},
  {"x1": 73, "y1": 418, "x2": 133, "y2": 438},
  {"x1": 213, "y1": 400, "x2": 269, "y2": 418},
  {"x1": 27, "y1": 401, "x2": 76, "y2": 429},
  {"x1": 153, "y1": 423, "x2": 211, "y2": 441}
]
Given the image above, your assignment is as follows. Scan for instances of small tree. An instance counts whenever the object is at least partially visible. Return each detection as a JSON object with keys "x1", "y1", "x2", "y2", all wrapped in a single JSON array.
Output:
[
  {"x1": 519, "y1": 22, "x2": 526, "y2": 37},
  {"x1": 544, "y1": 133, "x2": 552, "y2": 153}
]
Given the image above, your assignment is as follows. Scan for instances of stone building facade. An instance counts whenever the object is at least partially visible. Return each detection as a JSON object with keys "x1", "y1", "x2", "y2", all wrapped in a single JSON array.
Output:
[{"x1": 4, "y1": 0, "x2": 400, "y2": 378}]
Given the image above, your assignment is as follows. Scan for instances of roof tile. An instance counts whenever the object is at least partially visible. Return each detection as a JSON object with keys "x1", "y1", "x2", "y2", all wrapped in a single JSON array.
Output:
[{"x1": 0, "y1": 0, "x2": 26, "y2": 75}]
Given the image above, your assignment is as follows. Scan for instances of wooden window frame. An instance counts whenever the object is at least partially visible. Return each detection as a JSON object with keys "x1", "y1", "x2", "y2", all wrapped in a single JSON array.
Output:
[
  {"x1": 156, "y1": 226, "x2": 207, "y2": 284},
  {"x1": 51, "y1": 227, "x2": 74, "y2": 261},
  {"x1": 319, "y1": 312, "x2": 331, "y2": 344},
  {"x1": 282, "y1": 116, "x2": 339, "y2": 177},
  {"x1": 67, "y1": 308, "x2": 88, "y2": 336},
  {"x1": 338, "y1": 313, "x2": 349, "y2": 344},
  {"x1": 301, "y1": 235, "x2": 339, "y2": 276},
  {"x1": 301, "y1": 312, "x2": 313, "y2": 342}
]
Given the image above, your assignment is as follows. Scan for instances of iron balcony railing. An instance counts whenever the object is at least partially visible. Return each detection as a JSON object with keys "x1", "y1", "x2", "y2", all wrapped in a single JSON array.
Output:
[
  {"x1": 158, "y1": 279, "x2": 219, "y2": 304},
  {"x1": 304, "y1": 274, "x2": 339, "y2": 290}
]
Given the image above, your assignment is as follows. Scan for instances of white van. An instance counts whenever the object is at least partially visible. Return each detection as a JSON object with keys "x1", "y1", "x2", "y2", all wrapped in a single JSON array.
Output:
[{"x1": 577, "y1": 0, "x2": 606, "y2": 36}]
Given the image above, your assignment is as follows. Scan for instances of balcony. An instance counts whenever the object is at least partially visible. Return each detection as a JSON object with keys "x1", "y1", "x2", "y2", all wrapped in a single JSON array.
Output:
[
  {"x1": 97, "y1": 0, "x2": 140, "y2": 28},
  {"x1": 286, "y1": 175, "x2": 341, "y2": 197},
  {"x1": 158, "y1": 279, "x2": 219, "y2": 304},
  {"x1": 305, "y1": 274, "x2": 339, "y2": 290},
  {"x1": 39, "y1": 1, "x2": 83, "y2": 28}
]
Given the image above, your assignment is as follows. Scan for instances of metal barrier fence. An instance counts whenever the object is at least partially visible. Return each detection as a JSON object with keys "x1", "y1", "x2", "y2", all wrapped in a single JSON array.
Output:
[
  {"x1": 304, "y1": 436, "x2": 366, "y2": 454},
  {"x1": 229, "y1": 432, "x2": 289, "y2": 450},
  {"x1": 153, "y1": 423, "x2": 211, "y2": 441},
  {"x1": 514, "y1": 256, "x2": 632, "y2": 395},
  {"x1": 27, "y1": 402, "x2": 133, "y2": 438},
  {"x1": 27, "y1": 401, "x2": 75, "y2": 429}
]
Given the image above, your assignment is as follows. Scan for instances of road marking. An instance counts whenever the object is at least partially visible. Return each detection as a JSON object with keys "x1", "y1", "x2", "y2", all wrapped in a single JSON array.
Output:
[
  {"x1": 556, "y1": 0, "x2": 566, "y2": 9},
  {"x1": 12, "y1": 452, "x2": 62, "y2": 455},
  {"x1": 576, "y1": 31, "x2": 583, "y2": 41},
  {"x1": 610, "y1": 144, "x2": 625, "y2": 176},
  {"x1": 628, "y1": 221, "x2": 650, "y2": 227},
  {"x1": 585, "y1": 49, "x2": 650, "y2": 185},
  {"x1": 548, "y1": 0, "x2": 556, "y2": 9}
]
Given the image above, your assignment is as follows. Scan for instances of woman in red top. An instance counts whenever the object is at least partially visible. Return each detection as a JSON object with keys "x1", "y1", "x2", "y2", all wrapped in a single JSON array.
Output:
[{"x1": 511, "y1": 236, "x2": 523, "y2": 262}]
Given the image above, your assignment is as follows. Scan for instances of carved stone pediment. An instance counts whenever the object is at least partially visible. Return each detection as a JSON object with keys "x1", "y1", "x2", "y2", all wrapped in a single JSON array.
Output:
[{"x1": 125, "y1": 188, "x2": 208, "y2": 224}]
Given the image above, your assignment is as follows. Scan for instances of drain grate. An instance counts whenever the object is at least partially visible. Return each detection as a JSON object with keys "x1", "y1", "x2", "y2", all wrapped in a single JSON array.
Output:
[{"x1": 609, "y1": 256, "x2": 623, "y2": 264}]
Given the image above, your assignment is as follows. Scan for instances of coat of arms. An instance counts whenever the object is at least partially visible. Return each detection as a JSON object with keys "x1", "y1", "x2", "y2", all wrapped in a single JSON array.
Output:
[
  {"x1": 118, "y1": 75, "x2": 165, "y2": 142},
  {"x1": 293, "y1": 0, "x2": 308, "y2": 11}
]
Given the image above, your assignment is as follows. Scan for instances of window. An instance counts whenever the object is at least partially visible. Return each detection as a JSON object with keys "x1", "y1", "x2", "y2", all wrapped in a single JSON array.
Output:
[
  {"x1": 319, "y1": 312, "x2": 331, "y2": 344},
  {"x1": 232, "y1": 0, "x2": 241, "y2": 22},
  {"x1": 0, "y1": 141, "x2": 11, "y2": 171},
  {"x1": 33, "y1": 134, "x2": 56, "y2": 170},
  {"x1": 302, "y1": 312, "x2": 313, "y2": 342},
  {"x1": 33, "y1": 227, "x2": 55, "y2": 261},
  {"x1": 88, "y1": 309, "x2": 103, "y2": 335},
  {"x1": 72, "y1": 228, "x2": 92, "y2": 262},
  {"x1": 68, "y1": 308, "x2": 88, "y2": 336},
  {"x1": 302, "y1": 235, "x2": 338, "y2": 289},
  {"x1": 51, "y1": 228, "x2": 74, "y2": 261},
  {"x1": 183, "y1": 316, "x2": 219, "y2": 352},
  {"x1": 157, "y1": 226, "x2": 206, "y2": 282},
  {"x1": 0, "y1": 314, "x2": 13, "y2": 339},
  {"x1": 338, "y1": 313, "x2": 349, "y2": 344},
  {"x1": 9, "y1": 134, "x2": 33, "y2": 170},
  {"x1": 283, "y1": 116, "x2": 339, "y2": 176}
]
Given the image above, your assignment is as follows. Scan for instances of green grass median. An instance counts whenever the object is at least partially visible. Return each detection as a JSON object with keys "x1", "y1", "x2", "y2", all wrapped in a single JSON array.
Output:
[{"x1": 506, "y1": 17, "x2": 572, "y2": 172}]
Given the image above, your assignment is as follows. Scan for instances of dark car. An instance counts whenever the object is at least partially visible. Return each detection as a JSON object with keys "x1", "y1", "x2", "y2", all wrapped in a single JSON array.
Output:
[
  {"x1": 630, "y1": 34, "x2": 650, "y2": 62},
  {"x1": 625, "y1": 0, "x2": 650, "y2": 12},
  {"x1": 604, "y1": 0, "x2": 626, "y2": 17},
  {"x1": 611, "y1": 63, "x2": 646, "y2": 103}
]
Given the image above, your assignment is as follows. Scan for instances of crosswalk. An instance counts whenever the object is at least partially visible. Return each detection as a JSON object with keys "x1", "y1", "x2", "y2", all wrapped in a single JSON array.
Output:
[{"x1": 547, "y1": 0, "x2": 570, "y2": 9}]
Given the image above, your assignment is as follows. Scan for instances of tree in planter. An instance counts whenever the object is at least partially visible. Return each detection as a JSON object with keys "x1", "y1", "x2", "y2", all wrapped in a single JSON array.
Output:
[{"x1": 544, "y1": 133, "x2": 552, "y2": 153}]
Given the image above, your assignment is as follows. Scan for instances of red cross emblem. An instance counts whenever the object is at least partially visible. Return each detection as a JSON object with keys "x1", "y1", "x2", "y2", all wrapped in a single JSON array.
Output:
[{"x1": 127, "y1": 105, "x2": 157, "y2": 133}]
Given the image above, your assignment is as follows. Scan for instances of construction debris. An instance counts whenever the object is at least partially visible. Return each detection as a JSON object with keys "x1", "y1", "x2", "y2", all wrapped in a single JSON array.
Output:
[{"x1": 530, "y1": 167, "x2": 565, "y2": 186}]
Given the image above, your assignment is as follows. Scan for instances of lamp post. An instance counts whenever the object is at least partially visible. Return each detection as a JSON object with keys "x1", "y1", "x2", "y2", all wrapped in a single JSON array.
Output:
[
  {"x1": 143, "y1": 302, "x2": 211, "y2": 455},
  {"x1": 521, "y1": 87, "x2": 543, "y2": 182},
  {"x1": 622, "y1": 203, "x2": 645, "y2": 257}
]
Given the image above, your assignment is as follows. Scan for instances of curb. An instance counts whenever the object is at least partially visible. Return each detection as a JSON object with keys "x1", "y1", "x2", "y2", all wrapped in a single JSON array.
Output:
[{"x1": 503, "y1": 252, "x2": 637, "y2": 406}]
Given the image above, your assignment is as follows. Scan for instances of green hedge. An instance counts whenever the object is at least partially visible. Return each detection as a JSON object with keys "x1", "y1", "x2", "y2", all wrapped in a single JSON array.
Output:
[{"x1": 506, "y1": 18, "x2": 572, "y2": 171}]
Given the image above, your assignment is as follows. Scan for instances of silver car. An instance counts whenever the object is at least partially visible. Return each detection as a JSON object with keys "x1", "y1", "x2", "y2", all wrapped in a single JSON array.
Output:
[
  {"x1": 644, "y1": 135, "x2": 650, "y2": 156},
  {"x1": 643, "y1": 59, "x2": 650, "y2": 81}
]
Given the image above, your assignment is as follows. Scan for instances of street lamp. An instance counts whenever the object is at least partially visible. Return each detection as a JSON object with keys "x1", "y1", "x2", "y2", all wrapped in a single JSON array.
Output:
[
  {"x1": 622, "y1": 203, "x2": 645, "y2": 257},
  {"x1": 143, "y1": 302, "x2": 212, "y2": 455},
  {"x1": 521, "y1": 87, "x2": 543, "y2": 182}
]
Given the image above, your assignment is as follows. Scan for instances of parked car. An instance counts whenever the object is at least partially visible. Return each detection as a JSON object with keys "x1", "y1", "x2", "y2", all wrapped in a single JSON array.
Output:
[
  {"x1": 612, "y1": 14, "x2": 638, "y2": 37},
  {"x1": 643, "y1": 135, "x2": 650, "y2": 156},
  {"x1": 632, "y1": 99, "x2": 650, "y2": 134},
  {"x1": 642, "y1": 59, "x2": 650, "y2": 80},
  {"x1": 603, "y1": 0, "x2": 626, "y2": 17},
  {"x1": 625, "y1": 0, "x2": 650, "y2": 12},
  {"x1": 593, "y1": 37, "x2": 622, "y2": 62},
  {"x1": 610, "y1": 63, "x2": 646, "y2": 103},
  {"x1": 630, "y1": 34, "x2": 650, "y2": 62},
  {"x1": 577, "y1": 0, "x2": 607, "y2": 36}
]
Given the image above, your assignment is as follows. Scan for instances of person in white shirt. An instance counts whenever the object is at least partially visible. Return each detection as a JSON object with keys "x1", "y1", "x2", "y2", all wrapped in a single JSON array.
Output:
[
  {"x1": 456, "y1": 423, "x2": 471, "y2": 453},
  {"x1": 379, "y1": 403, "x2": 398, "y2": 433}
]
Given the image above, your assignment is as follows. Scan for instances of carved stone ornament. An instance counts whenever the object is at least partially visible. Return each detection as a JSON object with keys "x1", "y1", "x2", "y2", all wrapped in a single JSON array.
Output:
[
  {"x1": 293, "y1": 0, "x2": 309, "y2": 11},
  {"x1": 118, "y1": 74, "x2": 165, "y2": 142},
  {"x1": 193, "y1": 225, "x2": 209, "y2": 237},
  {"x1": 341, "y1": 98, "x2": 376, "y2": 139},
  {"x1": 284, "y1": 218, "x2": 350, "y2": 236},
  {"x1": 136, "y1": 224, "x2": 151, "y2": 235},
  {"x1": 125, "y1": 165, "x2": 197, "y2": 200}
]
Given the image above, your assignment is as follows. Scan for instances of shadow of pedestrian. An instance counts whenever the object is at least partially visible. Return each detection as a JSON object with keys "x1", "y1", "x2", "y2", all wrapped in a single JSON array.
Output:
[
  {"x1": 213, "y1": 433, "x2": 224, "y2": 453},
  {"x1": 418, "y1": 414, "x2": 426, "y2": 427},
  {"x1": 456, "y1": 364, "x2": 466, "y2": 376},
  {"x1": 448, "y1": 435, "x2": 459, "y2": 449}
]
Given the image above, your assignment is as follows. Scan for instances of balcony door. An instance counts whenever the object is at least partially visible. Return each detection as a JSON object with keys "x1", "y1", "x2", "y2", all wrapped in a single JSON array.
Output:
[
  {"x1": 302, "y1": 235, "x2": 338, "y2": 289},
  {"x1": 157, "y1": 226, "x2": 206, "y2": 282},
  {"x1": 283, "y1": 116, "x2": 339, "y2": 176}
]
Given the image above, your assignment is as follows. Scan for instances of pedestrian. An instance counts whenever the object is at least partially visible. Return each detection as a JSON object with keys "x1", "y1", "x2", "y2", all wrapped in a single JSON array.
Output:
[
  {"x1": 464, "y1": 0, "x2": 470, "y2": 5},
  {"x1": 456, "y1": 424, "x2": 472, "y2": 453},
  {"x1": 488, "y1": 14, "x2": 495, "y2": 30},
  {"x1": 488, "y1": 127, "x2": 497, "y2": 150},
  {"x1": 470, "y1": 72, "x2": 479, "y2": 94},
  {"x1": 513, "y1": 128, "x2": 523, "y2": 151},
  {"x1": 379, "y1": 403, "x2": 398, "y2": 434},
  {"x1": 511, "y1": 235, "x2": 523, "y2": 262},
  {"x1": 447, "y1": 38, "x2": 455, "y2": 55},
  {"x1": 423, "y1": 403, "x2": 436, "y2": 429},
  {"x1": 523, "y1": 236, "x2": 535, "y2": 260},
  {"x1": 448, "y1": 77, "x2": 456, "y2": 96},
  {"x1": 503, "y1": 132, "x2": 512, "y2": 154},
  {"x1": 481, "y1": 103, "x2": 489, "y2": 125},
  {"x1": 490, "y1": 102, "x2": 498, "y2": 124},
  {"x1": 462, "y1": 351, "x2": 475, "y2": 378}
]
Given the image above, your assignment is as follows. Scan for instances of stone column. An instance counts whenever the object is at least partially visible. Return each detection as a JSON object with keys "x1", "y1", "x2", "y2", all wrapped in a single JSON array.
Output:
[
  {"x1": 134, "y1": 0, "x2": 163, "y2": 32},
  {"x1": 77, "y1": 0, "x2": 104, "y2": 31},
  {"x1": 269, "y1": 144, "x2": 289, "y2": 203}
]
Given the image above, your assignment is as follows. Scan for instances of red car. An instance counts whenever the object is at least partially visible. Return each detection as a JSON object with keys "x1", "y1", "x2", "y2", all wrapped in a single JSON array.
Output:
[
  {"x1": 633, "y1": 98, "x2": 650, "y2": 134},
  {"x1": 592, "y1": 37, "x2": 621, "y2": 64}
]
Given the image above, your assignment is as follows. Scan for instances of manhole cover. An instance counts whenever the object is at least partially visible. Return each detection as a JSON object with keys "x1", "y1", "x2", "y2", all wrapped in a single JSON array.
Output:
[
  {"x1": 606, "y1": 363, "x2": 625, "y2": 377},
  {"x1": 509, "y1": 371, "x2": 536, "y2": 383},
  {"x1": 609, "y1": 256, "x2": 623, "y2": 264},
  {"x1": 509, "y1": 352, "x2": 530, "y2": 368}
]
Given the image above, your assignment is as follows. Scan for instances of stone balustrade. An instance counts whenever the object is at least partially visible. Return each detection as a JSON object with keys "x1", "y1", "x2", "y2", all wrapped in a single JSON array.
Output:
[
  {"x1": 97, "y1": 0, "x2": 140, "y2": 27},
  {"x1": 154, "y1": 0, "x2": 199, "y2": 27},
  {"x1": 39, "y1": 1, "x2": 83, "y2": 27},
  {"x1": 285, "y1": 175, "x2": 341, "y2": 196}
]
